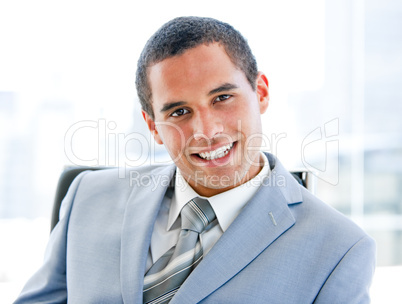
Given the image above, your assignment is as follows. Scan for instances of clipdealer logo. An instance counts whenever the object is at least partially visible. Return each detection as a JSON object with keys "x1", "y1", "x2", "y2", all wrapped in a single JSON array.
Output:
[
  {"x1": 301, "y1": 118, "x2": 339, "y2": 185},
  {"x1": 64, "y1": 118, "x2": 340, "y2": 185}
]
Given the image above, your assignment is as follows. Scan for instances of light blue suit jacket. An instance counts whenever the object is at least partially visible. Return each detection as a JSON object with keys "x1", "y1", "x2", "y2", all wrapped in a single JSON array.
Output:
[{"x1": 15, "y1": 154, "x2": 376, "y2": 303}]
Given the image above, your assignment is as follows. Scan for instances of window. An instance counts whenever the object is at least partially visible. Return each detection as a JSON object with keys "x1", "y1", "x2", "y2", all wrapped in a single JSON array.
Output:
[{"x1": 1, "y1": 0, "x2": 400, "y2": 302}]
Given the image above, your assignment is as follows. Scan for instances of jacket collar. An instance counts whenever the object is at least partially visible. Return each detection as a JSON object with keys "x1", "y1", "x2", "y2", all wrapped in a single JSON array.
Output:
[
  {"x1": 120, "y1": 164, "x2": 176, "y2": 303},
  {"x1": 120, "y1": 153, "x2": 303, "y2": 303},
  {"x1": 171, "y1": 153, "x2": 303, "y2": 303}
]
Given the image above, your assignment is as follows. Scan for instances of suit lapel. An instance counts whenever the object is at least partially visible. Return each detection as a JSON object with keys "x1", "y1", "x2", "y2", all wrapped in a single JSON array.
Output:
[
  {"x1": 171, "y1": 155, "x2": 303, "y2": 303},
  {"x1": 120, "y1": 165, "x2": 176, "y2": 303}
]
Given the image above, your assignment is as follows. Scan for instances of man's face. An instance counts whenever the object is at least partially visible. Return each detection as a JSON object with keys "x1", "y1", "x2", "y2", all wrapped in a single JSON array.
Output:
[{"x1": 143, "y1": 43, "x2": 269, "y2": 197}]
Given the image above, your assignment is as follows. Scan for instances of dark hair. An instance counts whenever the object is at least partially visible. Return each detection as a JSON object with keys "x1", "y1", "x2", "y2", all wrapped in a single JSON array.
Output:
[{"x1": 135, "y1": 16, "x2": 258, "y2": 119}]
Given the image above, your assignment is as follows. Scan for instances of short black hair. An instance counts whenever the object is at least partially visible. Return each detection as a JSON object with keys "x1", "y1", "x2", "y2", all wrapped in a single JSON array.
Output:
[{"x1": 135, "y1": 16, "x2": 258, "y2": 119}]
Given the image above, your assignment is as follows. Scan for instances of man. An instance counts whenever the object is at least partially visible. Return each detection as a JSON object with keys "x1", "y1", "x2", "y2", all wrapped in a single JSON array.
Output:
[{"x1": 15, "y1": 17, "x2": 376, "y2": 303}]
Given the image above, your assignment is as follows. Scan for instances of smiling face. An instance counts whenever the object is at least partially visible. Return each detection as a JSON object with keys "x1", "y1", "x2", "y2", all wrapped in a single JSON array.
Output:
[{"x1": 143, "y1": 43, "x2": 269, "y2": 197}]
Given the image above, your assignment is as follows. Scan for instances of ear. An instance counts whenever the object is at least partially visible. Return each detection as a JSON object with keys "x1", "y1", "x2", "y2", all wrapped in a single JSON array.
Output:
[
  {"x1": 142, "y1": 110, "x2": 163, "y2": 145},
  {"x1": 256, "y1": 72, "x2": 269, "y2": 114}
]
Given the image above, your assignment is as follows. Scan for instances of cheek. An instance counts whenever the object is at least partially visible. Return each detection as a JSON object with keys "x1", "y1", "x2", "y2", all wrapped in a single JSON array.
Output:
[
  {"x1": 233, "y1": 107, "x2": 263, "y2": 142},
  {"x1": 244, "y1": 98, "x2": 264, "y2": 128},
  {"x1": 227, "y1": 103, "x2": 258, "y2": 131},
  {"x1": 157, "y1": 123, "x2": 188, "y2": 151}
]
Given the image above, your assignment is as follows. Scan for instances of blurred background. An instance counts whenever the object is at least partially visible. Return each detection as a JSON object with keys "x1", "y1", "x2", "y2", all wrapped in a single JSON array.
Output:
[{"x1": 1, "y1": 0, "x2": 401, "y2": 302}]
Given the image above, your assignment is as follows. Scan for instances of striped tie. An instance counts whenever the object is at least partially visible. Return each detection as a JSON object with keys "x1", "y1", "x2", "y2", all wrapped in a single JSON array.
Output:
[{"x1": 143, "y1": 197, "x2": 216, "y2": 304}]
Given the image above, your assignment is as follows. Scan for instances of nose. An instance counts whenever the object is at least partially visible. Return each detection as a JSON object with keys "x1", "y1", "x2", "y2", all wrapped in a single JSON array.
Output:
[{"x1": 192, "y1": 109, "x2": 224, "y2": 141}]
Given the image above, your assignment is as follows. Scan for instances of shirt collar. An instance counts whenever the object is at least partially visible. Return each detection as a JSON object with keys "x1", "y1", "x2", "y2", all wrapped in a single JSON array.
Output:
[{"x1": 168, "y1": 152, "x2": 270, "y2": 232}]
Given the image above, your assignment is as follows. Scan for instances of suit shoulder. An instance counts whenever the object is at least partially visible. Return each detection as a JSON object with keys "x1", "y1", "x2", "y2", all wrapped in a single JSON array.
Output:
[
  {"x1": 68, "y1": 163, "x2": 175, "y2": 201},
  {"x1": 78, "y1": 163, "x2": 175, "y2": 185},
  {"x1": 295, "y1": 186, "x2": 370, "y2": 242}
]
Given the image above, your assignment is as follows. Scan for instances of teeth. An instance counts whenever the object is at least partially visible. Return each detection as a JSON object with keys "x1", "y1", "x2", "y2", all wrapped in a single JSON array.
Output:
[{"x1": 199, "y1": 143, "x2": 233, "y2": 160}]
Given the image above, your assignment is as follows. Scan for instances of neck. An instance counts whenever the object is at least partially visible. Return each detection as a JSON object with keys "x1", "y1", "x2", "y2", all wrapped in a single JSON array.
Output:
[{"x1": 187, "y1": 153, "x2": 265, "y2": 197}]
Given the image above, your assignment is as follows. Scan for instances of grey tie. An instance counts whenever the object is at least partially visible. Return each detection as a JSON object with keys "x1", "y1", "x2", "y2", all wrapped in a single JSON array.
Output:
[{"x1": 143, "y1": 197, "x2": 216, "y2": 304}]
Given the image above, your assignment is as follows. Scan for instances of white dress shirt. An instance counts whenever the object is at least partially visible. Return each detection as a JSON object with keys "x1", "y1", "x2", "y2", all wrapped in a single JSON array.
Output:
[{"x1": 145, "y1": 152, "x2": 270, "y2": 272}]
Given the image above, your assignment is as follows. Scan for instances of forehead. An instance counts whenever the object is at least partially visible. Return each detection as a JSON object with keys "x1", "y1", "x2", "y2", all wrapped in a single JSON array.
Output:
[
  {"x1": 148, "y1": 43, "x2": 245, "y2": 102},
  {"x1": 149, "y1": 43, "x2": 233, "y2": 79}
]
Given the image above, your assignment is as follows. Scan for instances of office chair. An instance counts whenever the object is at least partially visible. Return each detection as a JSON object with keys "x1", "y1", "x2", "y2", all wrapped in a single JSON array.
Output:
[
  {"x1": 50, "y1": 167, "x2": 314, "y2": 231},
  {"x1": 50, "y1": 166, "x2": 106, "y2": 231}
]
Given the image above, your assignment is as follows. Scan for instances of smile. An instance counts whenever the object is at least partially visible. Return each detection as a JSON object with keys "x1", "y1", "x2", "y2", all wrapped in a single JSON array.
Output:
[{"x1": 198, "y1": 143, "x2": 234, "y2": 160}]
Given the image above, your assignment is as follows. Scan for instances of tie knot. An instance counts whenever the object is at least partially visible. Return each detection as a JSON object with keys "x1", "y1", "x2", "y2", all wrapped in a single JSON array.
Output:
[{"x1": 181, "y1": 197, "x2": 216, "y2": 233}]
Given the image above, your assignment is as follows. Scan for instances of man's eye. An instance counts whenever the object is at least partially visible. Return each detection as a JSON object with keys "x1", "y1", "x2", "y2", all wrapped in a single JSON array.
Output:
[
  {"x1": 171, "y1": 108, "x2": 189, "y2": 117},
  {"x1": 215, "y1": 94, "x2": 231, "y2": 102}
]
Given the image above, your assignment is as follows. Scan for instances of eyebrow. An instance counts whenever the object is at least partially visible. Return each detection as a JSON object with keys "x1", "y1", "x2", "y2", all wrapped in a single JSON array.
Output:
[
  {"x1": 208, "y1": 83, "x2": 239, "y2": 96},
  {"x1": 159, "y1": 83, "x2": 239, "y2": 113},
  {"x1": 160, "y1": 101, "x2": 187, "y2": 113}
]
